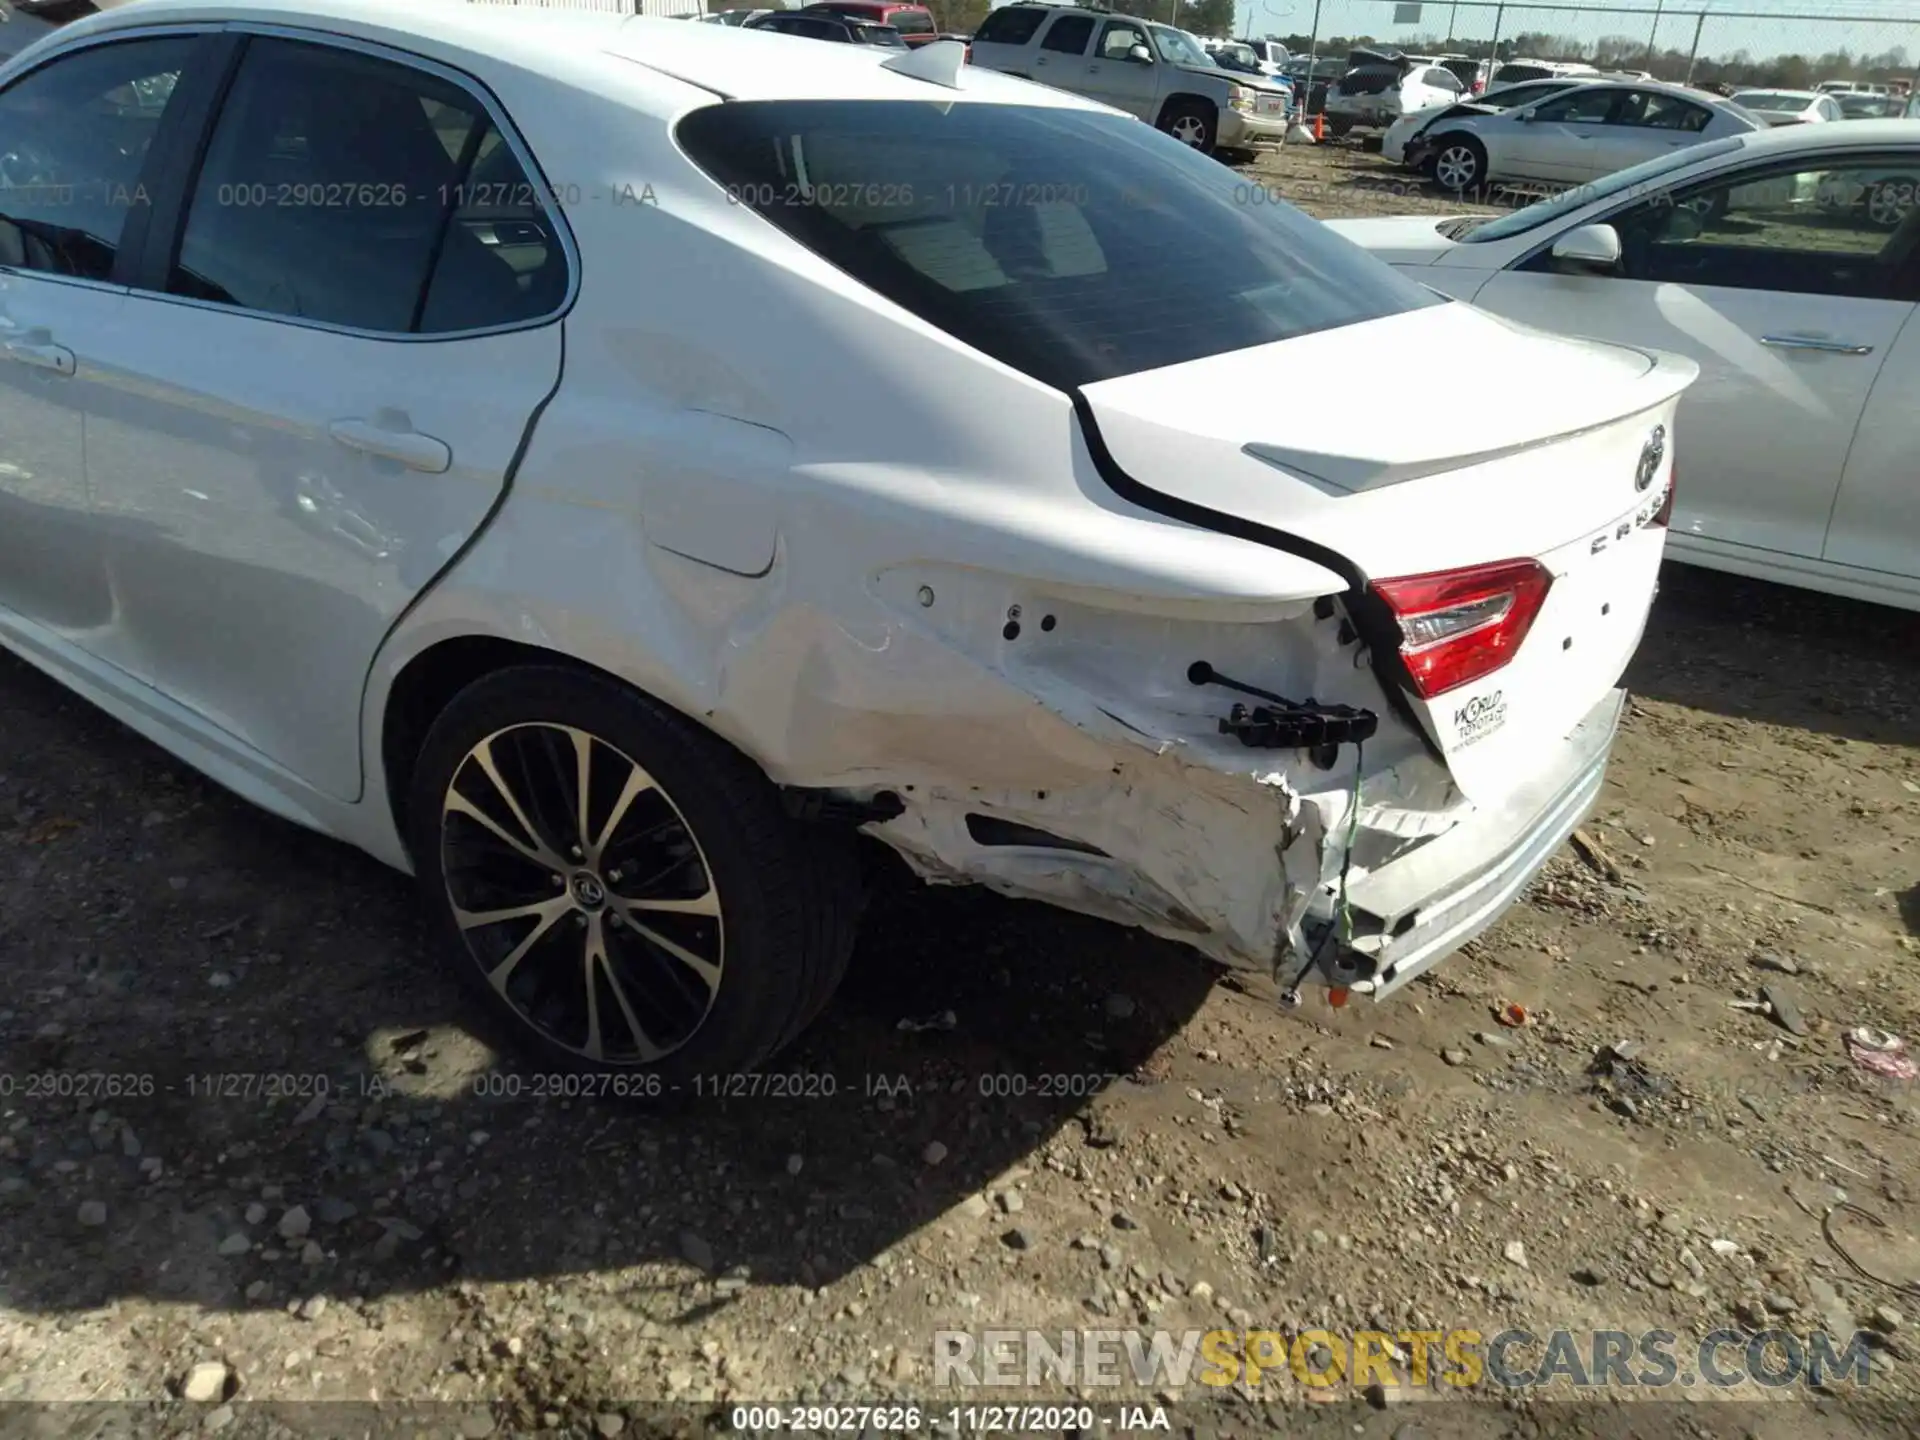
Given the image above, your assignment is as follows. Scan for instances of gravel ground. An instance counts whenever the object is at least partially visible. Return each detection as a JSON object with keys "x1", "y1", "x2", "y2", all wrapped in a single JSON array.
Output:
[{"x1": 3, "y1": 141, "x2": 1920, "y2": 1440}]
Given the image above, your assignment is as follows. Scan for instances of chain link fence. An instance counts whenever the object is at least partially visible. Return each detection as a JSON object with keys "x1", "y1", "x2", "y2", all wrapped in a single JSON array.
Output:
[{"x1": 1351, "y1": 0, "x2": 1918, "y2": 90}]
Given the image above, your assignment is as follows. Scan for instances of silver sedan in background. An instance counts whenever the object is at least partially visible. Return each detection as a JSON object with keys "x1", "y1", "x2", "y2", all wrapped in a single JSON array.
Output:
[{"x1": 1415, "y1": 79, "x2": 1767, "y2": 193}]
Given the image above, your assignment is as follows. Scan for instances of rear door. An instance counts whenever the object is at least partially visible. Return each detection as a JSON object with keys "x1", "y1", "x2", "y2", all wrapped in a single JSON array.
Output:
[
  {"x1": 1473, "y1": 150, "x2": 1917, "y2": 566},
  {"x1": 83, "y1": 33, "x2": 568, "y2": 802},
  {"x1": 1589, "y1": 88, "x2": 1717, "y2": 177},
  {"x1": 1823, "y1": 268, "x2": 1920, "y2": 591},
  {"x1": 1028, "y1": 12, "x2": 1097, "y2": 94}
]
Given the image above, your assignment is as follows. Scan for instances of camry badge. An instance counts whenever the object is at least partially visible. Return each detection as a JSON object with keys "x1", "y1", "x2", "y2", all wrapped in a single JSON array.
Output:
[{"x1": 1635, "y1": 425, "x2": 1666, "y2": 493}]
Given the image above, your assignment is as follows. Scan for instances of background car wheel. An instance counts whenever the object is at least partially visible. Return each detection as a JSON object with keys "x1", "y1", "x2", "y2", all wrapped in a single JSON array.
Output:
[
  {"x1": 407, "y1": 665, "x2": 863, "y2": 1085},
  {"x1": 1867, "y1": 179, "x2": 1915, "y2": 229},
  {"x1": 1157, "y1": 100, "x2": 1217, "y2": 153},
  {"x1": 1430, "y1": 134, "x2": 1485, "y2": 194}
]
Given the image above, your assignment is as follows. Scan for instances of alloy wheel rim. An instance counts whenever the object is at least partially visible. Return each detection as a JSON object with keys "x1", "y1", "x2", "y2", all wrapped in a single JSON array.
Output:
[
  {"x1": 439, "y1": 722, "x2": 724, "y2": 1064},
  {"x1": 1171, "y1": 115, "x2": 1207, "y2": 146},
  {"x1": 1435, "y1": 147, "x2": 1475, "y2": 189},
  {"x1": 1869, "y1": 183, "x2": 1911, "y2": 227}
]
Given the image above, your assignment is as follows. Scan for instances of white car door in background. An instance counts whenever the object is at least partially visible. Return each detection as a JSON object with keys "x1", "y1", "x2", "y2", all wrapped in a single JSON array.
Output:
[
  {"x1": 1824, "y1": 307, "x2": 1920, "y2": 591},
  {"x1": 0, "y1": 39, "x2": 200, "y2": 642},
  {"x1": 1083, "y1": 19, "x2": 1159, "y2": 120},
  {"x1": 82, "y1": 34, "x2": 568, "y2": 802},
  {"x1": 1472, "y1": 152, "x2": 1918, "y2": 564},
  {"x1": 1027, "y1": 12, "x2": 1096, "y2": 94}
]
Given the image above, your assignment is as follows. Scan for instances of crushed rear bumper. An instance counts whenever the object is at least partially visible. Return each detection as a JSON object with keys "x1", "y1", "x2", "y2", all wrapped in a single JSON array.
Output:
[{"x1": 1313, "y1": 687, "x2": 1625, "y2": 997}]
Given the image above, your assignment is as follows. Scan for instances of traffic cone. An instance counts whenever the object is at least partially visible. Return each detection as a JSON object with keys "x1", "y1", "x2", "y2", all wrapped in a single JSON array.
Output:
[{"x1": 1313, "y1": 112, "x2": 1324, "y2": 141}]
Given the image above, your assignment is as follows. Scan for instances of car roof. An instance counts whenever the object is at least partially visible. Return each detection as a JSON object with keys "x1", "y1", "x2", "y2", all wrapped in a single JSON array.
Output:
[
  {"x1": 1730, "y1": 115, "x2": 1920, "y2": 151},
  {"x1": 50, "y1": 0, "x2": 1110, "y2": 108}
]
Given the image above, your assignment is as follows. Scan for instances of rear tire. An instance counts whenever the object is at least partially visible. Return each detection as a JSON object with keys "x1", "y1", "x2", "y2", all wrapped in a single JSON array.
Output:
[
  {"x1": 1429, "y1": 133, "x2": 1486, "y2": 195},
  {"x1": 1158, "y1": 100, "x2": 1217, "y2": 154},
  {"x1": 406, "y1": 665, "x2": 862, "y2": 1087}
]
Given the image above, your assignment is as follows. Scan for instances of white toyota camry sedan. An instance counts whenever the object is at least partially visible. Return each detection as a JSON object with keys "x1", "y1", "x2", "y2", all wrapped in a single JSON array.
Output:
[
  {"x1": 0, "y1": 0, "x2": 1691, "y2": 1081},
  {"x1": 1328, "y1": 120, "x2": 1920, "y2": 612}
]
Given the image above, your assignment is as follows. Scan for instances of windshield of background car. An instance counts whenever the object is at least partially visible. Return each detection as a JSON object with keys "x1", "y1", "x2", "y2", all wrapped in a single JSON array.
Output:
[
  {"x1": 1458, "y1": 133, "x2": 1748, "y2": 241},
  {"x1": 676, "y1": 101, "x2": 1444, "y2": 390},
  {"x1": 1149, "y1": 25, "x2": 1211, "y2": 66}
]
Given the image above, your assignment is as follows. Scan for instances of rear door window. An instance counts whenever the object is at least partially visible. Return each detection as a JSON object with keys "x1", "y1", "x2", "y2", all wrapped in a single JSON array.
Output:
[
  {"x1": 676, "y1": 100, "x2": 1442, "y2": 392},
  {"x1": 1039, "y1": 15, "x2": 1094, "y2": 54},
  {"x1": 1621, "y1": 89, "x2": 1713, "y2": 131},
  {"x1": 971, "y1": 6, "x2": 1046, "y2": 45}
]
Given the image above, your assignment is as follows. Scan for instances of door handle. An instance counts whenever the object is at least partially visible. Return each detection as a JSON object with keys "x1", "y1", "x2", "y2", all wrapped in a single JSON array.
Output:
[
  {"x1": 328, "y1": 418, "x2": 452, "y2": 473},
  {"x1": 1760, "y1": 335, "x2": 1874, "y2": 356},
  {"x1": 3, "y1": 335, "x2": 74, "y2": 376}
]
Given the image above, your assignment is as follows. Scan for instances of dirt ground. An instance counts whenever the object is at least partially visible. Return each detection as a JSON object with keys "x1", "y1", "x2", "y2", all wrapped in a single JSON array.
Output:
[{"x1": 4, "y1": 140, "x2": 1920, "y2": 1440}]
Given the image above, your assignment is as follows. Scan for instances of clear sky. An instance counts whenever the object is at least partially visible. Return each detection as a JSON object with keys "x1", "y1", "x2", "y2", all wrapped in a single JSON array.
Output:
[{"x1": 1232, "y1": 0, "x2": 1919, "y2": 69}]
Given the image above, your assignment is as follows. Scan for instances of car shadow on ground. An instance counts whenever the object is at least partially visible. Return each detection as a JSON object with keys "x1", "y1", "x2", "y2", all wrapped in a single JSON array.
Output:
[
  {"x1": 0, "y1": 643, "x2": 1221, "y2": 1320},
  {"x1": 1625, "y1": 562, "x2": 1920, "y2": 748}
]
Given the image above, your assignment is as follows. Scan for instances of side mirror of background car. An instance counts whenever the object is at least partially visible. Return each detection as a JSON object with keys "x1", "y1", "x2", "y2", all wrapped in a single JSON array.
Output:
[
  {"x1": 1127, "y1": 43, "x2": 1153, "y2": 63},
  {"x1": 1550, "y1": 223, "x2": 1622, "y2": 268}
]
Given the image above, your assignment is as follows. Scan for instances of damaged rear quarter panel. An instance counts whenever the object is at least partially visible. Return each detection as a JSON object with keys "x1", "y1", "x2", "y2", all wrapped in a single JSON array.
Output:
[{"x1": 361, "y1": 176, "x2": 1457, "y2": 976}]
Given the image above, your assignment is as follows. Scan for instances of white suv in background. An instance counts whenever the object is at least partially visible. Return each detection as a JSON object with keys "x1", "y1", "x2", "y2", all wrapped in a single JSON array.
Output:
[
  {"x1": 968, "y1": 1, "x2": 1292, "y2": 153},
  {"x1": 1324, "y1": 47, "x2": 1464, "y2": 134}
]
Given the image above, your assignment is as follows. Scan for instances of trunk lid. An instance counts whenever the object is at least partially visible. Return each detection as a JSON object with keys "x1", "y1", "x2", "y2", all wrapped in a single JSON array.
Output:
[{"x1": 1079, "y1": 301, "x2": 1695, "y2": 802}]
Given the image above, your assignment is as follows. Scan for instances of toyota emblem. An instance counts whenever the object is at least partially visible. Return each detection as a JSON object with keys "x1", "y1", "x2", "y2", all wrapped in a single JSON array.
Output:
[{"x1": 1635, "y1": 425, "x2": 1666, "y2": 493}]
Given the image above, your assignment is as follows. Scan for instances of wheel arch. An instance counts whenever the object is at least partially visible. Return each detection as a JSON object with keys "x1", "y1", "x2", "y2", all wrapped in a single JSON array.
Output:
[
  {"x1": 379, "y1": 634, "x2": 618, "y2": 858},
  {"x1": 1155, "y1": 92, "x2": 1221, "y2": 128}
]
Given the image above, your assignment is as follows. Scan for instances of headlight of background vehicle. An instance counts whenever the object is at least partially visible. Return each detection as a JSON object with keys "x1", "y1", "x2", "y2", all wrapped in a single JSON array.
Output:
[{"x1": 1228, "y1": 84, "x2": 1254, "y2": 113}]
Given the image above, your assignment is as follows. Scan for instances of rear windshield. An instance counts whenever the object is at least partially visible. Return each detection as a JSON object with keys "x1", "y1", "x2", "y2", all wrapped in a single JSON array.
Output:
[
  {"x1": 1492, "y1": 64, "x2": 1550, "y2": 83},
  {"x1": 676, "y1": 100, "x2": 1441, "y2": 391}
]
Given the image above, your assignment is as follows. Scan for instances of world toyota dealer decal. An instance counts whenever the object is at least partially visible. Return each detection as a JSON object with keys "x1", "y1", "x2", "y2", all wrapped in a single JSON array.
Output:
[{"x1": 1453, "y1": 689, "x2": 1508, "y2": 747}]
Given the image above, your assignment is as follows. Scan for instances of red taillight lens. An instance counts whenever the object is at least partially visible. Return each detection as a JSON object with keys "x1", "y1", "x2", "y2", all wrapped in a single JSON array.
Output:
[
  {"x1": 1652, "y1": 463, "x2": 1676, "y2": 527},
  {"x1": 1373, "y1": 558, "x2": 1554, "y2": 700},
  {"x1": 964, "y1": 43, "x2": 972, "y2": 62}
]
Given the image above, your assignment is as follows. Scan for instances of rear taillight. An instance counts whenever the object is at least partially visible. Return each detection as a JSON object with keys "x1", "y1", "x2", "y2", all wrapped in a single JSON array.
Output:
[
  {"x1": 1373, "y1": 558, "x2": 1554, "y2": 700},
  {"x1": 963, "y1": 43, "x2": 972, "y2": 62}
]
